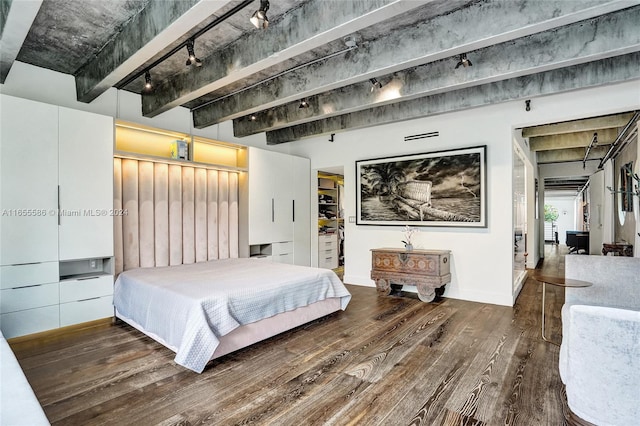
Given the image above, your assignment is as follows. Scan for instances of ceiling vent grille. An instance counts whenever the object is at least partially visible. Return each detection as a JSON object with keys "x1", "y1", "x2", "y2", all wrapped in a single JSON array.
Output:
[{"x1": 404, "y1": 131, "x2": 439, "y2": 141}]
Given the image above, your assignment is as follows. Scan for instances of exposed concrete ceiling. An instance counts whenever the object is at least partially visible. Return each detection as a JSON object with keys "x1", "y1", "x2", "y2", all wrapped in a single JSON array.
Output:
[
  {"x1": 1, "y1": 0, "x2": 639, "y2": 193},
  {"x1": 521, "y1": 111, "x2": 639, "y2": 192}
]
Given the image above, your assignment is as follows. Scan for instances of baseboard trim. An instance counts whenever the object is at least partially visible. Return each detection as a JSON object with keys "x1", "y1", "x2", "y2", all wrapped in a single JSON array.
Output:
[{"x1": 6, "y1": 317, "x2": 114, "y2": 347}]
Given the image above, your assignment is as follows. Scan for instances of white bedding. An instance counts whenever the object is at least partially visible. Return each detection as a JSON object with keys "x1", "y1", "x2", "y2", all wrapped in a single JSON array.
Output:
[
  {"x1": 0, "y1": 332, "x2": 50, "y2": 425},
  {"x1": 114, "y1": 259, "x2": 351, "y2": 373}
]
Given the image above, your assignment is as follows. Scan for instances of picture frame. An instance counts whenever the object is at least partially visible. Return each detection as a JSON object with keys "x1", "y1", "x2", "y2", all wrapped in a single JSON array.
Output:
[{"x1": 356, "y1": 145, "x2": 487, "y2": 227}]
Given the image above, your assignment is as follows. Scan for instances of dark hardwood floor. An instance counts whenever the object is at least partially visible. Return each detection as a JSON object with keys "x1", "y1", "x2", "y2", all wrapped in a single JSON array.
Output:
[{"x1": 11, "y1": 245, "x2": 571, "y2": 425}]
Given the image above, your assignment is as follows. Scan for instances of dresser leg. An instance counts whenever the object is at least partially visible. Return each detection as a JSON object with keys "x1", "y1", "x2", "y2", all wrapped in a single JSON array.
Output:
[
  {"x1": 374, "y1": 279, "x2": 391, "y2": 296},
  {"x1": 416, "y1": 282, "x2": 436, "y2": 302}
]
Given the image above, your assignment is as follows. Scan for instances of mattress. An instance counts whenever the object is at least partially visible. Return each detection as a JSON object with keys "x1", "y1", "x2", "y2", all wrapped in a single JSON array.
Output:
[{"x1": 114, "y1": 259, "x2": 351, "y2": 373}]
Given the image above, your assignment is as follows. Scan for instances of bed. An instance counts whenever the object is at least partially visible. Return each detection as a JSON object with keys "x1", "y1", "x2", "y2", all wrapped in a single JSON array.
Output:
[
  {"x1": 113, "y1": 258, "x2": 351, "y2": 373},
  {"x1": 1, "y1": 331, "x2": 50, "y2": 425}
]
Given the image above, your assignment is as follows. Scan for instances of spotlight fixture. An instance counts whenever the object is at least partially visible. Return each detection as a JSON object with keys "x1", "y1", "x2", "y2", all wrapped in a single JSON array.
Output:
[
  {"x1": 185, "y1": 39, "x2": 202, "y2": 67},
  {"x1": 369, "y1": 78, "x2": 382, "y2": 92},
  {"x1": 144, "y1": 70, "x2": 152, "y2": 90},
  {"x1": 299, "y1": 99, "x2": 309, "y2": 109},
  {"x1": 455, "y1": 53, "x2": 472, "y2": 69},
  {"x1": 249, "y1": 113, "x2": 257, "y2": 121},
  {"x1": 250, "y1": 0, "x2": 270, "y2": 29}
]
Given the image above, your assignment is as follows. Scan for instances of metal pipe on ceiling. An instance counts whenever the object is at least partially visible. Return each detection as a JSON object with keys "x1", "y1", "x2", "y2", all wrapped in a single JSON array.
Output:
[
  {"x1": 582, "y1": 132, "x2": 597, "y2": 169},
  {"x1": 597, "y1": 111, "x2": 640, "y2": 169}
]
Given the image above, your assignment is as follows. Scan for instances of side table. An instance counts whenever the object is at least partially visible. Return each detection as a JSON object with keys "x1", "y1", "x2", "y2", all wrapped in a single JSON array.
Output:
[
  {"x1": 370, "y1": 248, "x2": 451, "y2": 302},
  {"x1": 533, "y1": 274, "x2": 592, "y2": 346},
  {"x1": 602, "y1": 242, "x2": 633, "y2": 257}
]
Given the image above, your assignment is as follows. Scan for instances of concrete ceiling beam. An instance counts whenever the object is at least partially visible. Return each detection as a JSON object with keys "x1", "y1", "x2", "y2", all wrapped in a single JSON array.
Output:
[
  {"x1": 536, "y1": 146, "x2": 610, "y2": 164},
  {"x1": 540, "y1": 161, "x2": 600, "y2": 179},
  {"x1": 143, "y1": 0, "x2": 432, "y2": 118},
  {"x1": 233, "y1": 6, "x2": 640, "y2": 137},
  {"x1": 522, "y1": 112, "x2": 635, "y2": 137},
  {"x1": 74, "y1": 0, "x2": 235, "y2": 103},
  {"x1": 264, "y1": 52, "x2": 640, "y2": 144},
  {"x1": 193, "y1": 0, "x2": 635, "y2": 128},
  {"x1": 0, "y1": 0, "x2": 43, "y2": 83},
  {"x1": 530, "y1": 129, "x2": 618, "y2": 151}
]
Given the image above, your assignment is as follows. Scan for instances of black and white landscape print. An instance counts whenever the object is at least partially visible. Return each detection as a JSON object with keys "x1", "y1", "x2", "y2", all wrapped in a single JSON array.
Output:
[{"x1": 356, "y1": 146, "x2": 486, "y2": 227}]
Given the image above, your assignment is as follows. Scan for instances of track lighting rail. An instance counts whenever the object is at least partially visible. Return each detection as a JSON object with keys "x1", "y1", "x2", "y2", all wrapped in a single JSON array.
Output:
[{"x1": 116, "y1": 0, "x2": 255, "y2": 89}]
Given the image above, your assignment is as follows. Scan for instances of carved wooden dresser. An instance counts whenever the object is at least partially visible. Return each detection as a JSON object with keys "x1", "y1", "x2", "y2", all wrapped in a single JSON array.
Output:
[{"x1": 370, "y1": 248, "x2": 451, "y2": 302}]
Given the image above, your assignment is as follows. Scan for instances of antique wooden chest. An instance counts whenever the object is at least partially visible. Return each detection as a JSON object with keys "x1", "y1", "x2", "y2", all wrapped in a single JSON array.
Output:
[{"x1": 370, "y1": 248, "x2": 451, "y2": 302}]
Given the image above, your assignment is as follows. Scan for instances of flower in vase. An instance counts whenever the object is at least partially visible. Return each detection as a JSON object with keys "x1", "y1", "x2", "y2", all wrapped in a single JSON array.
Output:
[{"x1": 401, "y1": 225, "x2": 419, "y2": 248}]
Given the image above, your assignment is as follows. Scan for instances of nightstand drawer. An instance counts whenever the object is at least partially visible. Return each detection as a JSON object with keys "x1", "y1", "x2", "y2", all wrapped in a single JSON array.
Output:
[
  {"x1": 59, "y1": 275, "x2": 113, "y2": 303},
  {"x1": 60, "y1": 295, "x2": 113, "y2": 326},
  {"x1": 0, "y1": 262, "x2": 58, "y2": 289},
  {"x1": 1, "y1": 282, "x2": 59, "y2": 313}
]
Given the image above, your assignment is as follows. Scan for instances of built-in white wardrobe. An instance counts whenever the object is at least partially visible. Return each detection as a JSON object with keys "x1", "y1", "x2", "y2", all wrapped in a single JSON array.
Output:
[
  {"x1": 0, "y1": 94, "x2": 114, "y2": 338},
  {"x1": 244, "y1": 147, "x2": 310, "y2": 266}
]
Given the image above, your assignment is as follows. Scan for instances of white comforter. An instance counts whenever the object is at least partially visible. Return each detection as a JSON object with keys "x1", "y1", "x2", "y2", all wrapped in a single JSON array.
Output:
[
  {"x1": 1, "y1": 332, "x2": 50, "y2": 425},
  {"x1": 114, "y1": 259, "x2": 350, "y2": 373}
]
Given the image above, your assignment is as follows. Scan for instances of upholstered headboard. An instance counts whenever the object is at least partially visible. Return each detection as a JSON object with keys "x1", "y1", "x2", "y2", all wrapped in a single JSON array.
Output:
[{"x1": 114, "y1": 158, "x2": 239, "y2": 274}]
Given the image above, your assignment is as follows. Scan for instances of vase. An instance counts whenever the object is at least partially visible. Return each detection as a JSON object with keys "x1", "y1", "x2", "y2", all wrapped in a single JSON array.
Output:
[{"x1": 405, "y1": 244, "x2": 413, "y2": 251}]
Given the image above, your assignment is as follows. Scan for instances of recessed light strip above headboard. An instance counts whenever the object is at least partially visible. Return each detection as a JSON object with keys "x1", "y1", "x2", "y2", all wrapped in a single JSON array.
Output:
[{"x1": 404, "y1": 131, "x2": 439, "y2": 141}]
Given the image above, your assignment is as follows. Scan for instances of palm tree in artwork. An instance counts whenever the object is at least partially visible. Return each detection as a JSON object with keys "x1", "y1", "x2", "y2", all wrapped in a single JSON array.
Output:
[{"x1": 365, "y1": 162, "x2": 406, "y2": 198}]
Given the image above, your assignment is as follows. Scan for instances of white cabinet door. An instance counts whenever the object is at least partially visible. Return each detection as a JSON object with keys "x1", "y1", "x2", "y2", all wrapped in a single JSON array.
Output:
[
  {"x1": 58, "y1": 107, "x2": 114, "y2": 260},
  {"x1": 0, "y1": 95, "x2": 59, "y2": 265},
  {"x1": 272, "y1": 153, "x2": 294, "y2": 242},
  {"x1": 248, "y1": 147, "x2": 274, "y2": 244},
  {"x1": 248, "y1": 147, "x2": 293, "y2": 244},
  {"x1": 292, "y1": 155, "x2": 311, "y2": 266}
]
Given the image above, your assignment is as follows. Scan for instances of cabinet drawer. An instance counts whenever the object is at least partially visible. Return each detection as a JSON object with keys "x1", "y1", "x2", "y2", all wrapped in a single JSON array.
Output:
[
  {"x1": 319, "y1": 258, "x2": 338, "y2": 269},
  {"x1": 272, "y1": 241, "x2": 293, "y2": 256},
  {"x1": 318, "y1": 235, "x2": 337, "y2": 250},
  {"x1": 318, "y1": 234, "x2": 336, "y2": 244},
  {"x1": 1, "y1": 282, "x2": 59, "y2": 313},
  {"x1": 0, "y1": 306, "x2": 59, "y2": 338},
  {"x1": 371, "y1": 250, "x2": 450, "y2": 276},
  {"x1": 59, "y1": 275, "x2": 113, "y2": 303},
  {"x1": 319, "y1": 251, "x2": 338, "y2": 269},
  {"x1": 272, "y1": 253, "x2": 293, "y2": 264},
  {"x1": 60, "y1": 295, "x2": 113, "y2": 326},
  {"x1": 320, "y1": 248, "x2": 337, "y2": 258},
  {"x1": 0, "y1": 262, "x2": 59, "y2": 289}
]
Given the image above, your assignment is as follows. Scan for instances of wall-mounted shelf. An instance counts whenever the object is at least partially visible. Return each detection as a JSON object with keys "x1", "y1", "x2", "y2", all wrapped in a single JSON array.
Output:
[
  {"x1": 113, "y1": 151, "x2": 247, "y2": 173},
  {"x1": 59, "y1": 257, "x2": 113, "y2": 281},
  {"x1": 115, "y1": 121, "x2": 247, "y2": 171}
]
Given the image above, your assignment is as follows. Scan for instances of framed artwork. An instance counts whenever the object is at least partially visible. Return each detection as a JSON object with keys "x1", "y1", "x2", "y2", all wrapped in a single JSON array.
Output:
[{"x1": 356, "y1": 145, "x2": 487, "y2": 227}]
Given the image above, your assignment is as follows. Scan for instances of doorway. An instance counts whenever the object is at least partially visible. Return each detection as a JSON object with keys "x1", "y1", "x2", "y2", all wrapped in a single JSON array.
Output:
[
  {"x1": 316, "y1": 167, "x2": 345, "y2": 278},
  {"x1": 513, "y1": 148, "x2": 528, "y2": 291}
]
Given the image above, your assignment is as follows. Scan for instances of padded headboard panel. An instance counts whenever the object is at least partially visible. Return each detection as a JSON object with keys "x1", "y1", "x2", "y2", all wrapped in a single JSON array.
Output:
[{"x1": 114, "y1": 158, "x2": 239, "y2": 274}]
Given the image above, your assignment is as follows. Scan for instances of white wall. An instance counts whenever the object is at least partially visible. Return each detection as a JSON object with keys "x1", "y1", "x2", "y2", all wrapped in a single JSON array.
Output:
[
  {"x1": 2, "y1": 62, "x2": 639, "y2": 306},
  {"x1": 289, "y1": 80, "x2": 640, "y2": 307},
  {"x1": 545, "y1": 196, "x2": 577, "y2": 244}
]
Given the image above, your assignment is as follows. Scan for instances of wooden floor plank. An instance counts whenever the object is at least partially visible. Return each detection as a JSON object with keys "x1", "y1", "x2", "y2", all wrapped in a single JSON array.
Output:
[{"x1": 12, "y1": 247, "x2": 578, "y2": 425}]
